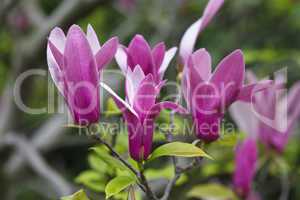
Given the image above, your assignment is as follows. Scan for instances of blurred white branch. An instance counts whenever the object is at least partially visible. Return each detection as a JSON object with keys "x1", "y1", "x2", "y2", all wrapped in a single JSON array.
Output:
[
  {"x1": 4, "y1": 114, "x2": 67, "y2": 175},
  {"x1": 22, "y1": 0, "x2": 46, "y2": 28},
  {"x1": 1, "y1": 133, "x2": 73, "y2": 197}
]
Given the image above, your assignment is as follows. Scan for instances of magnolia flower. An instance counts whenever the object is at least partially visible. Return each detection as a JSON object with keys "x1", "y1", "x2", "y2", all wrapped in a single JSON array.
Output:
[
  {"x1": 230, "y1": 71, "x2": 300, "y2": 153},
  {"x1": 100, "y1": 66, "x2": 187, "y2": 161},
  {"x1": 233, "y1": 138, "x2": 258, "y2": 198},
  {"x1": 179, "y1": 0, "x2": 224, "y2": 65},
  {"x1": 115, "y1": 34, "x2": 177, "y2": 84},
  {"x1": 47, "y1": 24, "x2": 118, "y2": 125},
  {"x1": 182, "y1": 49, "x2": 272, "y2": 142}
]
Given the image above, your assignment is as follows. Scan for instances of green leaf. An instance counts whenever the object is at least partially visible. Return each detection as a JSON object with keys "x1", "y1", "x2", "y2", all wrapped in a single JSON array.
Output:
[
  {"x1": 91, "y1": 147, "x2": 128, "y2": 171},
  {"x1": 61, "y1": 189, "x2": 90, "y2": 200},
  {"x1": 149, "y1": 142, "x2": 212, "y2": 160},
  {"x1": 105, "y1": 176, "x2": 136, "y2": 199},
  {"x1": 187, "y1": 183, "x2": 238, "y2": 200},
  {"x1": 75, "y1": 170, "x2": 107, "y2": 192},
  {"x1": 105, "y1": 97, "x2": 121, "y2": 117},
  {"x1": 88, "y1": 154, "x2": 109, "y2": 173}
]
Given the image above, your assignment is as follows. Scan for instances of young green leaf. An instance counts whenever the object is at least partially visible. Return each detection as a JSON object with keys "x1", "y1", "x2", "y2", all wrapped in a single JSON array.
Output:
[
  {"x1": 105, "y1": 176, "x2": 136, "y2": 199},
  {"x1": 149, "y1": 142, "x2": 212, "y2": 160},
  {"x1": 61, "y1": 189, "x2": 90, "y2": 200},
  {"x1": 75, "y1": 170, "x2": 107, "y2": 192},
  {"x1": 187, "y1": 183, "x2": 238, "y2": 200},
  {"x1": 105, "y1": 97, "x2": 121, "y2": 117}
]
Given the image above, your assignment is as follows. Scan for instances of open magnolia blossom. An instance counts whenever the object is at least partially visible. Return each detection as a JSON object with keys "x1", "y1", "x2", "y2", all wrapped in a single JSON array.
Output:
[
  {"x1": 100, "y1": 65, "x2": 187, "y2": 161},
  {"x1": 233, "y1": 138, "x2": 258, "y2": 199},
  {"x1": 230, "y1": 71, "x2": 300, "y2": 153},
  {"x1": 181, "y1": 49, "x2": 272, "y2": 142},
  {"x1": 47, "y1": 24, "x2": 118, "y2": 125},
  {"x1": 179, "y1": 0, "x2": 224, "y2": 66},
  {"x1": 115, "y1": 34, "x2": 177, "y2": 84}
]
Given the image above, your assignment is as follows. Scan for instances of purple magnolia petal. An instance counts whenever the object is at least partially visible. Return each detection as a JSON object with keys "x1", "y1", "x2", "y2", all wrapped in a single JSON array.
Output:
[
  {"x1": 127, "y1": 35, "x2": 155, "y2": 76},
  {"x1": 237, "y1": 80, "x2": 273, "y2": 102},
  {"x1": 64, "y1": 25, "x2": 100, "y2": 124},
  {"x1": 152, "y1": 42, "x2": 165, "y2": 70},
  {"x1": 211, "y1": 49, "x2": 245, "y2": 107},
  {"x1": 95, "y1": 37, "x2": 119, "y2": 70},
  {"x1": 47, "y1": 46, "x2": 65, "y2": 98},
  {"x1": 128, "y1": 121, "x2": 144, "y2": 161},
  {"x1": 142, "y1": 119, "x2": 154, "y2": 160},
  {"x1": 47, "y1": 29, "x2": 66, "y2": 97},
  {"x1": 126, "y1": 65, "x2": 145, "y2": 106},
  {"x1": 100, "y1": 83, "x2": 143, "y2": 161},
  {"x1": 133, "y1": 74, "x2": 157, "y2": 121},
  {"x1": 145, "y1": 101, "x2": 188, "y2": 120},
  {"x1": 158, "y1": 47, "x2": 177, "y2": 79},
  {"x1": 182, "y1": 66, "x2": 191, "y2": 111},
  {"x1": 189, "y1": 48, "x2": 212, "y2": 81},
  {"x1": 86, "y1": 24, "x2": 101, "y2": 55},
  {"x1": 229, "y1": 102, "x2": 258, "y2": 139},
  {"x1": 287, "y1": 82, "x2": 300, "y2": 132},
  {"x1": 246, "y1": 70, "x2": 258, "y2": 84},
  {"x1": 194, "y1": 112, "x2": 222, "y2": 142},
  {"x1": 48, "y1": 40, "x2": 64, "y2": 68},
  {"x1": 115, "y1": 45, "x2": 128, "y2": 74},
  {"x1": 179, "y1": 0, "x2": 224, "y2": 64},
  {"x1": 48, "y1": 27, "x2": 66, "y2": 52},
  {"x1": 233, "y1": 138, "x2": 258, "y2": 198}
]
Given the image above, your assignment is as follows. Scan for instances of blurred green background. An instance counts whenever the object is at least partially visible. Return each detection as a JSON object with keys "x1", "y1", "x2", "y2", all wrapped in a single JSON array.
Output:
[{"x1": 0, "y1": 0, "x2": 300, "y2": 199}]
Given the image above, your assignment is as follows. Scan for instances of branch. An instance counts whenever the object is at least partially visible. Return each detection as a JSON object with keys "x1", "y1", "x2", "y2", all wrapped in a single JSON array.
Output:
[
  {"x1": 89, "y1": 133, "x2": 160, "y2": 200},
  {"x1": 4, "y1": 114, "x2": 67, "y2": 175},
  {"x1": 21, "y1": 0, "x2": 46, "y2": 28},
  {"x1": 1, "y1": 133, "x2": 73, "y2": 197},
  {"x1": 0, "y1": 0, "x2": 20, "y2": 24}
]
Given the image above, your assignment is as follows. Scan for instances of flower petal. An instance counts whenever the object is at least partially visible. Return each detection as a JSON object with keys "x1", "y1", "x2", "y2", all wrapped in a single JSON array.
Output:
[
  {"x1": 115, "y1": 45, "x2": 128, "y2": 74},
  {"x1": 152, "y1": 42, "x2": 165, "y2": 70},
  {"x1": 179, "y1": 0, "x2": 224, "y2": 64},
  {"x1": 48, "y1": 27, "x2": 66, "y2": 53},
  {"x1": 287, "y1": 82, "x2": 300, "y2": 130},
  {"x1": 233, "y1": 138, "x2": 257, "y2": 197},
  {"x1": 86, "y1": 24, "x2": 101, "y2": 55},
  {"x1": 229, "y1": 102, "x2": 258, "y2": 139},
  {"x1": 95, "y1": 37, "x2": 119, "y2": 70},
  {"x1": 127, "y1": 35, "x2": 155, "y2": 76},
  {"x1": 158, "y1": 47, "x2": 177, "y2": 79},
  {"x1": 189, "y1": 48, "x2": 212, "y2": 81},
  {"x1": 211, "y1": 49, "x2": 245, "y2": 107},
  {"x1": 237, "y1": 80, "x2": 273, "y2": 102},
  {"x1": 133, "y1": 74, "x2": 157, "y2": 121},
  {"x1": 47, "y1": 44, "x2": 65, "y2": 97},
  {"x1": 64, "y1": 25, "x2": 99, "y2": 124},
  {"x1": 126, "y1": 65, "x2": 145, "y2": 106}
]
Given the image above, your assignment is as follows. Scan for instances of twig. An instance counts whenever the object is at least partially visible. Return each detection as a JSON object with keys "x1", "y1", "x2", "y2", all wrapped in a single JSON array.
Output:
[
  {"x1": 138, "y1": 165, "x2": 159, "y2": 200},
  {"x1": 90, "y1": 134, "x2": 139, "y2": 176},
  {"x1": 89, "y1": 132, "x2": 160, "y2": 199},
  {"x1": 160, "y1": 160, "x2": 200, "y2": 200}
]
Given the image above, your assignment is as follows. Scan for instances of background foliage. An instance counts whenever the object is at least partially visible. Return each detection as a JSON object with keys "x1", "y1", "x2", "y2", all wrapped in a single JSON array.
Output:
[{"x1": 0, "y1": 0, "x2": 300, "y2": 199}]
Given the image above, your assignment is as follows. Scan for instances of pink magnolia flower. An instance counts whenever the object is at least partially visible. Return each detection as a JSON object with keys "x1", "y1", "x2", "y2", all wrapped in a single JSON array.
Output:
[
  {"x1": 182, "y1": 49, "x2": 271, "y2": 142},
  {"x1": 179, "y1": 0, "x2": 224, "y2": 65},
  {"x1": 233, "y1": 138, "x2": 258, "y2": 198},
  {"x1": 100, "y1": 66, "x2": 187, "y2": 161},
  {"x1": 230, "y1": 71, "x2": 300, "y2": 153},
  {"x1": 47, "y1": 24, "x2": 118, "y2": 125},
  {"x1": 115, "y1": 34, "x2": 177, "y2": 84}
]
